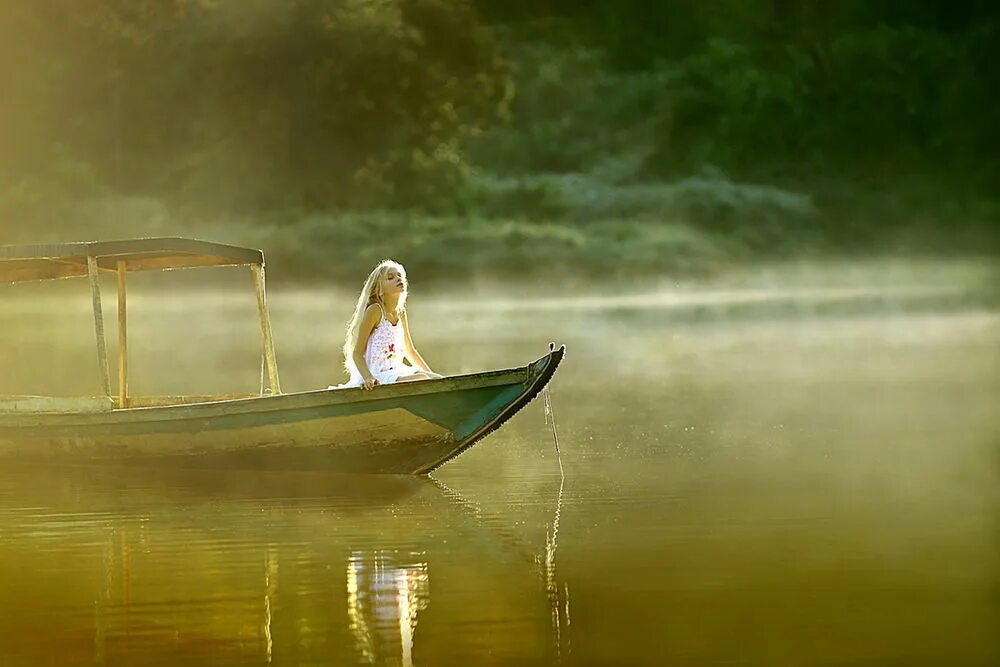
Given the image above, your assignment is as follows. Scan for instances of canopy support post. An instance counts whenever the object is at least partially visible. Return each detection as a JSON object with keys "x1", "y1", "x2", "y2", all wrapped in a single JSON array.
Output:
[
  {"x1": 87, "y1": 256, "x2": 111, "y2": 397},
  {"x1": 116, "y1": 261, "x2": 128, "y2": 408},
  {"x1": 251, "y1": 264, "x2": 281, "y2": 394}
]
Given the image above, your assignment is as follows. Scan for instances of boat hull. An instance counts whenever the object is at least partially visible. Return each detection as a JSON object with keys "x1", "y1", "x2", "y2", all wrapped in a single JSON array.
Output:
[{"x1": 0, "y1": 347, "x2": 564, "y2": 474}]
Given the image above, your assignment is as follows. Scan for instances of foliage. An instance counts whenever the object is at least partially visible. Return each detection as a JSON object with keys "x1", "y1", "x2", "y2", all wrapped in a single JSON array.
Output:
[
  {"x1": 1, "y1": 0, "x2": 996, "y2": 272},
  {"x1": 0, "y1": 0, "x2": 510, "y2": 215},
  {"x1": 221, "y1": 211, "x2": 728, "y2": 282},
  {"x1": 649, "y1": 25, "x2": 994, "y2": 181}
]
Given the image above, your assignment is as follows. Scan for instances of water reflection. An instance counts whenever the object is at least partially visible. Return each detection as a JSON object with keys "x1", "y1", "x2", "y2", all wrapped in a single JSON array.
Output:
[
  {"x1": 0, "y1": 464, "x2": 576, "y2": 665},
  {"x1": 433, "y1": 471, "x2": 572, "y2": 663},
  {"x1": 542, "y1": 383, "x2": 570, "y2": 663},
  {"x1": 542, "y1": 472, "x2": 569, "y2": 663},
  {"x1": 347, "y1": 551, "x2": 429, "y2": 667},
  {"x1": 264, "y1": 548, "x2": 277, "y2": 664}
]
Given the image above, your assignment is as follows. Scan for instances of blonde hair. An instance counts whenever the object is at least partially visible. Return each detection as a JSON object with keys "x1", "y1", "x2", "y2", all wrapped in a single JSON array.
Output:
[{"x1": 343, "y1": 259, "x2": 408, "y2": 378}]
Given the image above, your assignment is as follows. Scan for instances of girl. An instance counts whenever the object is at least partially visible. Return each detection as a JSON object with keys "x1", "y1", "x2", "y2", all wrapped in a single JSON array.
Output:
[{"x1": 339, "y1": 260, "x2": 441, "y2": 390}]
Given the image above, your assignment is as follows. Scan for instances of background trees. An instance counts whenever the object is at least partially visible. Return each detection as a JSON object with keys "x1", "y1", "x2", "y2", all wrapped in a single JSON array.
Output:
[{"x1": 1, "y1": 1, "x2": 995, "y2": 274}]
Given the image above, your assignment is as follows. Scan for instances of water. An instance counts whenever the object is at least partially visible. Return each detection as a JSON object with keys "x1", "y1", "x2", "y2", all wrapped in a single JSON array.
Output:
[{"x1": 0, "y1": 261, "x2": 998, "y2": 665}]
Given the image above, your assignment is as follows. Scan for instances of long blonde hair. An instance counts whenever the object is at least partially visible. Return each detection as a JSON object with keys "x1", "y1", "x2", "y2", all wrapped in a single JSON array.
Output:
[{"x1": 343, "y1": 259, "x2": 408, "y2": 378}]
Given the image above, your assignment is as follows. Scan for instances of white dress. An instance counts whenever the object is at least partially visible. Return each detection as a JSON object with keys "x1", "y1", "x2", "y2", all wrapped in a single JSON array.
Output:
[{"x1": 339, "y1": 305, "x2": 410, "y2": 388}]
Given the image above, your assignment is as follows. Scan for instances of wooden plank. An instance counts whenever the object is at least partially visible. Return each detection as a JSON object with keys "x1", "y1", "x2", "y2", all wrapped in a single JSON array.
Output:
[
  {"x1": 0, "y1": 396, "x2": 115, "y2": 413},
  {"x1": 120, "y1": 254, "x2": 251, "y2": 272},
  {"x1": 0, "y1": 362, "x2": 535, "y2": 428},
  {"x1": 0, "y1": 238, "x2": 264, "y2": 284},
  {"x1": 0, "y1": 408, "x2": 455, "y2": 473},
  {"x1": 0, "y1": 238, "x2": 262, "y2": 264},
  {"x1": 0, "y1": 349, "x2": 557, "y2": 434},
  {"x1": 88, "y1": 256, "x2": 111, "y2": 396},
  {"x1": 127, "y1": 393, "x2": 259, "y2": 408},
  {"x1": 251, "y1": 264, "x2": 282, "y2": 394},
  {"x1": 0, "y1": 259, "x2": 88, "y2": 283},
  {"x1": 116, "y1": 261, "x2": 128, "y2": 408}
]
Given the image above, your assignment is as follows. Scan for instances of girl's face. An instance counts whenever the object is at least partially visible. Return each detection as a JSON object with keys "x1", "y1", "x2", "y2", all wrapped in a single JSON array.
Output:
[{"x1": 380, "y1": 265, "x2": 407, "y2": 297}]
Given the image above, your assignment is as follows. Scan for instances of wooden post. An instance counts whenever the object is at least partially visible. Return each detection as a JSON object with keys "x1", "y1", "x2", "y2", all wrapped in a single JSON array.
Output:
[
  {"x1": 251, "y1": 264, "x2": 281, "y2": 394},
  {"x1": 116, "y1": 261, "x2": 128, "y2": 408},
  {"x1": 87, "y1": 256, "x2": 112, "y2": 397}
]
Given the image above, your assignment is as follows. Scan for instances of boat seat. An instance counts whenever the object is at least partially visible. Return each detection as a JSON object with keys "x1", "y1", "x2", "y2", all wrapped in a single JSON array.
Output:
[{"x1": 0, "y1": 395, "x2": 116, "y2": 413}]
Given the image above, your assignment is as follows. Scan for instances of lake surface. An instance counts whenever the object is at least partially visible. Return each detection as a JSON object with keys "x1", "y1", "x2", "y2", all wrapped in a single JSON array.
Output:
[{"x1": 0, "y1": 261, "x2": 998, "y2": 665}]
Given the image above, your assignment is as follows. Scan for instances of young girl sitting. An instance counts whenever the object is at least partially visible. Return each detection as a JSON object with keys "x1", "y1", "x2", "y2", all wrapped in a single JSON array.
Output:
[{"x1": 339, "y1": 260, "x2": 441, "y2": 390}]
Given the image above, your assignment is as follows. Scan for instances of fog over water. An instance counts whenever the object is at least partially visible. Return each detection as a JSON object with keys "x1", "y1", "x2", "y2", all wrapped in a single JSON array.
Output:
[{"x1": 0, "y1": 259, "x2": 997, "y2": 665}]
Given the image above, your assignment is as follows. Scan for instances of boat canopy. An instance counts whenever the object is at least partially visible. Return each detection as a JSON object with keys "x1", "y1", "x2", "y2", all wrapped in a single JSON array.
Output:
[
  {"x1": 0, "y1": 237, "x2": 280, "y2": 403},
  {"x1": 0, "y1": 237, "x2": 264, "y2": 284}
]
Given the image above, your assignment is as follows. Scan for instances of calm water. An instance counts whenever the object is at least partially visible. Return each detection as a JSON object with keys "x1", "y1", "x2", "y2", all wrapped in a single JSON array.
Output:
[{"x1": 0, "y1": 261, "x2": 998, "y2": 665}]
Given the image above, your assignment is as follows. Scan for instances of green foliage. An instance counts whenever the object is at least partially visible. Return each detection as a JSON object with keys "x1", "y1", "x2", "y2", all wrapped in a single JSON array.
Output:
[
  {"x1": 0, "y1": 144, "x2": 107, "y2": 231},
  {"x1": 467, "y1": 40, "x2": 669, "y2": 176},
  {"x1": 1, "y1": 0, "x2": 995, "y2": 272},
  {"x1": 231, "y1": 211, "x2": 726, "y2": 282},
  {"x1": 0, "y1": 0, "x2": 510, "y2": 214},
  {"x1": 649, "y1": 25, "x2": 991, "y2": 179},
  {"x1": 467, "y1": 170, "x2": 819, "y2": 257},
  {"x1": 473, "y1": 1, "x2": 997, "y2": 191}
]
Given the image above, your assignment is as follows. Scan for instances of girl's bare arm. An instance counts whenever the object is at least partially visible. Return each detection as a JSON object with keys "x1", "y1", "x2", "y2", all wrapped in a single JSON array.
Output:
[{"x1": 400, "y1": 311, "x2": 439, "y2": 376}]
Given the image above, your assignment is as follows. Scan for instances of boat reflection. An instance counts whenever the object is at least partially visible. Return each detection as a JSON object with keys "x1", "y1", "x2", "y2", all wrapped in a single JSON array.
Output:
[
  {"x1": 543, "y1": 471, "x2": 570, "y2": 663},
  {"x1": 347, "y1": 550, "x2": 430, "y2": 667},
  {"x1": 433, "y1": 470, "x2": 571, "y2": 663},
  {"x1": 1, "y1": 464, "x2": 564, "y2": 665}
]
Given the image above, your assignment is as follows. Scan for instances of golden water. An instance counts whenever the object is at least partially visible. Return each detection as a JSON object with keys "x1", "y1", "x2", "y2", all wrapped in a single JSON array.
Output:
[{"x1": 0, "y1": 261, "x2": 997, "y2": 665}]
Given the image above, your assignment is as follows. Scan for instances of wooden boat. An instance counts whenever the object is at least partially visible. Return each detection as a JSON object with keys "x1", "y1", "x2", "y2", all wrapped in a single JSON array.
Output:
[{"x1": 0, "y1": 238, "x2": 564, "y2": 474}]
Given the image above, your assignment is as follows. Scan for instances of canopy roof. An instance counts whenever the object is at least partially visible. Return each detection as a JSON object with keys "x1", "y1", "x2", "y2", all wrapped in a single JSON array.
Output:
[{"x1": 0, "y1": 237, "x2": 264, "y2": 283}]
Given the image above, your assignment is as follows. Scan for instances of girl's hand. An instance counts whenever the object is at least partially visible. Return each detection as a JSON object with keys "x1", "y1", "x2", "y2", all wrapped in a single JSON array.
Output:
[{"x1": 362, "y1": 376, "x2": 379, "y2": 391}]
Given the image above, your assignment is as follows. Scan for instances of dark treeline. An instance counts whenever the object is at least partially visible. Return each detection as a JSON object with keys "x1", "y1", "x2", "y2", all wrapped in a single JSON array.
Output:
[
  {"x1": 477, "y1": 0, "x2": 998, "y2": 180},
  {"x1": 1, "y1": 1, "x2": 996, "y2": 276}
]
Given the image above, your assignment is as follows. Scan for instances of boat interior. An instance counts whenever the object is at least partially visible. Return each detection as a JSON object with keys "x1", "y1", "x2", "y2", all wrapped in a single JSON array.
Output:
[
  {"x1": 1, "y1": 238, "x2": 282, "y2": 413},
  {"x1": 0, "y1": 394, "x2": 263, "y2": 413}
]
